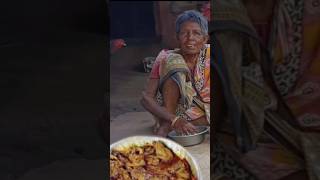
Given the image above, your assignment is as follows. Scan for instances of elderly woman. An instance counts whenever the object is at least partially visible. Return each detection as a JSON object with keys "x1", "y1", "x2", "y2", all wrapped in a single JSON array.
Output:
[{"x1": 141, "y1": 10, "x2": 210, "y2": 137}]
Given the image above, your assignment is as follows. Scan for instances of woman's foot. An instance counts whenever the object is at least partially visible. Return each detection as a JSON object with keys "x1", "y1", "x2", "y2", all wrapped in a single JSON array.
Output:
[
  {"x1": 153, "y1": 119, "x2": 160, "y2": 133},
  {"x1": 155, "y1": 122, "x2": 172, "y2": 137}
]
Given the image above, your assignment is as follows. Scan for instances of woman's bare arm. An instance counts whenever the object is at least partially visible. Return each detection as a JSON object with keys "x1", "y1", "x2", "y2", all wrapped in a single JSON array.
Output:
[{"x1": 140, "y1": 78, "x2": 175, "y2": 123}]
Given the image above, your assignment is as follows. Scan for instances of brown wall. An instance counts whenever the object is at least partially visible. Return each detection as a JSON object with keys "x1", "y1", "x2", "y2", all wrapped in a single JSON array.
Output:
[{"x1": 155, "y1": 1, "x2": 178, "y2": 49}]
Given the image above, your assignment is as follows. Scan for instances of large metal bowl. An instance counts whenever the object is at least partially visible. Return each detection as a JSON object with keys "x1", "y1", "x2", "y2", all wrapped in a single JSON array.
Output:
[
  {"x1": 110, "y1": 135, "x2": 202, "y2": 180},
  {"x1": 168, "y1": 126, "x2": 210, "y2": 147}
]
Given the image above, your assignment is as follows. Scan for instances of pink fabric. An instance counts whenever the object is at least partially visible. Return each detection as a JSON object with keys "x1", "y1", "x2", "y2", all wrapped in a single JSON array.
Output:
[
  {"x1": 278, "y1": 0, "x2": 320, "y2": 131},
  {"x1": 240, "y1": 143, "x2": 302, "y2": 180},
  {"x1": 149, "y1": 49, "x2": 169, "y2": 79}
]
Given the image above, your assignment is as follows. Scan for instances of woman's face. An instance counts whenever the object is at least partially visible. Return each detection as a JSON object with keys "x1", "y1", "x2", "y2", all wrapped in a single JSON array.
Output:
[{"x1": 177, "y1": 21, "x2": 208, "y2": 55}]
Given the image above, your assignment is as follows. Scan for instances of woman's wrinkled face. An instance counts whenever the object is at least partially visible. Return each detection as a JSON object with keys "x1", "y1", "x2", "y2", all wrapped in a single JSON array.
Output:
[{"x1": 177, "y1": 21, "x2": 208, "y2": 55}]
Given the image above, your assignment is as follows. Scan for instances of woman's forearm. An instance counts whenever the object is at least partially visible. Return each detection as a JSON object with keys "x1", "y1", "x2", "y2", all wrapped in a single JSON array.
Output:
[{"x1": 141, "y1": 93, "x2": 175, "y2": 123}]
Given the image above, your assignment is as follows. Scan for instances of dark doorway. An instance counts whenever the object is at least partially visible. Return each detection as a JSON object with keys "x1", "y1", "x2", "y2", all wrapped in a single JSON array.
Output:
[{"x1": 109, "y1": 1, "x2": 156, "y2": 39}]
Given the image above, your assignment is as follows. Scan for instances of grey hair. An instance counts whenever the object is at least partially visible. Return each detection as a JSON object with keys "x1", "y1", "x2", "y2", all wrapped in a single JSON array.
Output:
[{"x1": 175, "y1": 10, "x2": 208, "y2": 36}]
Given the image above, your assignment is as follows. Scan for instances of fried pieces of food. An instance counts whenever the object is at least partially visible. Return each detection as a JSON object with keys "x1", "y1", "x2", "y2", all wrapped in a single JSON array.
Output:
[{"x1": 110, "y1": 141, "x2": 196, "y2": 180}]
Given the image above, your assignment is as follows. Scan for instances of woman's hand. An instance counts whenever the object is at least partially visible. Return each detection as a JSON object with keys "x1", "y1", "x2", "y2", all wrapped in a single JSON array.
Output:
[{"x1": 173, "y1": 118, "x2": 197, "y2": 135}]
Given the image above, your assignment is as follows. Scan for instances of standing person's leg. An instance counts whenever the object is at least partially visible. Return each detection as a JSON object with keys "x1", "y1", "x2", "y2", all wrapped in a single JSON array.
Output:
[{"x1": 156, "y1": 78, "x2": 180, "y2": 136}]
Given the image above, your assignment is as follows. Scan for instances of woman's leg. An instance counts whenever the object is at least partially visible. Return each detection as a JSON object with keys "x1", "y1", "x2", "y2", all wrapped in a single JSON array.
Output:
[{"x1": 156, "y1": 78, "x2": 180, "y2": 136}]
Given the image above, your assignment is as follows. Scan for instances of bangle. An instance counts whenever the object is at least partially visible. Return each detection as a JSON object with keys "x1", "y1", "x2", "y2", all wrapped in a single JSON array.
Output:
[{"x1": 171, "y1": 116, "x2": 180, "y2": 127}]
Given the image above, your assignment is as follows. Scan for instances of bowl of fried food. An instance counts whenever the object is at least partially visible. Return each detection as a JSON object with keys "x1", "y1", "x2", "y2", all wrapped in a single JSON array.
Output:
[
  {"x1": 110, "y1": 136, "x2": 201, "y2": 180},
  {"x1": 168, "y1": 126, "x2": 210, "y2": 147}
]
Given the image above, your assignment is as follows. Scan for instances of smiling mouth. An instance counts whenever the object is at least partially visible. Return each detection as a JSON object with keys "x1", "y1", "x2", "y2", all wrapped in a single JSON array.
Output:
[{"x1": 187, "y1": 45, "x2": 194, "y2": 48}]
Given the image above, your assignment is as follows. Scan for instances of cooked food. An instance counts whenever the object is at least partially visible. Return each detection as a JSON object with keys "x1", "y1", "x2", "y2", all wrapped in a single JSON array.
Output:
[{"x1": 110, "y1": 141, "x2": 197, "y2": 180}]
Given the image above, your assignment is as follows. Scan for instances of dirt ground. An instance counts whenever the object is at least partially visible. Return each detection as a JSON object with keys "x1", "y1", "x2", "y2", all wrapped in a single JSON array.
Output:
[{"x1": 109, "y1": 38, "x2": 164, "y2": 119}]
